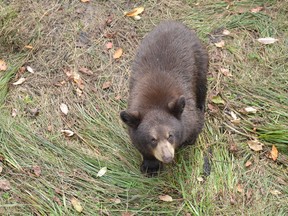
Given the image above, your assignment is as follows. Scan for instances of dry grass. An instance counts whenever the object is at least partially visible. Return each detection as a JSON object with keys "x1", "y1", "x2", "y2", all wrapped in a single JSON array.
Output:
[{"x1": 0, "y1": 0, "x2": 287, "y2": 215}]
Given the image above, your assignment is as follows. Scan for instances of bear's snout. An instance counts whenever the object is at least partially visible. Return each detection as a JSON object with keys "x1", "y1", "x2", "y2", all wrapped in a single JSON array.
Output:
[{"x1": 153, "y1": 140, "x2": 175, "y2": 163}]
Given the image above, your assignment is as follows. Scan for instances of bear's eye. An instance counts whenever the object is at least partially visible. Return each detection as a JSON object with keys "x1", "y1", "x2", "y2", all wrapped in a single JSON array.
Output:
[
  {"x1": 151, "y1": 138, "x2": 157, "y2": 147},
  {"x1": 168, "y1": 134, "x2": 174, "y2": 142}
]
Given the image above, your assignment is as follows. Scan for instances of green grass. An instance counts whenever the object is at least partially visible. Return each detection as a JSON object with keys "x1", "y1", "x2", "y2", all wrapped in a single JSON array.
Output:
[{"x1": 1, "y1": 0, "x2": 287, "y2": 215}]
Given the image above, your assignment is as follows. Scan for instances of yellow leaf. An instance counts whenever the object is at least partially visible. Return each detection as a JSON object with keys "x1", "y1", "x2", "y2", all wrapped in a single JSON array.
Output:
[
  {"x1": 113, "y1": 48, "x2": 123, "y2": 59},
  {"x1": 271, "y1": 145, "x2": 278, "y2": 161},
  {"x1": 0, "y1": 59, "x2": 7, "y2": 71},
  {"x1": 80, "y1": 0, "x2": 90, "y2": 2},
  {"x1": 159, "y1": 195, "x2": 173, "y2": 202},
  {"x1": 24, "y1": 45, "x2": 33, "y2": 49},
  {"x1": 12, "y1": 77, "x2": 26, "y2": 85},
  {"x1": 214, "y1": 40, "x2": 225, "y2": 48},
  {"x1": 71, "y1": 197, "x2": 83, "y2": 212},
  {"x1": 124, "y1": 6, "x2": 144, "y2": 17}
]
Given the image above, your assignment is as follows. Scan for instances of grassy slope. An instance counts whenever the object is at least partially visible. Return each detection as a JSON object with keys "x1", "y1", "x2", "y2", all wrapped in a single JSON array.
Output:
[{"x1": 0, "y1": 0, "x2": 287, "y2": 215}]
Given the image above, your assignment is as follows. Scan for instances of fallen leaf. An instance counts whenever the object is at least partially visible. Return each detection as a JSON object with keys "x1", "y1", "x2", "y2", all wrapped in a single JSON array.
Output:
[
  {"x1": 245, "y1": 160, "x2": 252, "y2": 167},
  {"x1": 207, "y1": 103, "x2": 219, "y2": 113},
  {"x1": 79, "y1": 67, "x2": 93, "y2": 75},
  {"x1": 247, "y1": 140, "x2": 264, "y2": 151},
  {"x1": 97, "y1": 167, "x2": 107, "y2": 177},
  {"x1": 105, "y1": 42, "x2": 113, "y2": 50},
  {"x1": 24, "y1": 45, "x2": 33, "y2": 49},
  {"x1": 257, "y1": 37, "x2": 278, "y2": 44},
  {"x1": 197, "y1": 177, "x2": 204, "y2": 182},
  {"x1": 73, "y1": 73, "x2": 84, "y2": 89},
  {"x1": 33, "y1": 165, "x2": 41, "y2": 177},
  {"x1": 220, "y1": 68, "x2": 232, "y2": 76},
  {"x1": 80, "y1": 0, "x2": 90, "y2": 2},
  {"x1": 76, "y1": 88, "x2": 83, "y2": 96},
  {"x1": 222, "y1": 29, "x2": 231, "y2": 36},
  {"x1": 250, "y1": 6, "x2": 263, "y2": 13},
  {"x1": 11, "y1": 108, "x2": 17, "y2": 117},
  {"x1": 115, "y1": 94, "x2": 122, "y2": 101},
  {"x1": 63, "y1": 68, "x2": 73, "y2": 78},
  {"x1": 211, "y1": 95, "x2": 225, "y2": 105},
  {"x1": 0, "y1": 164, "x2": 3, "y2": 174},
  {"x1": 13, "y1": 77, "x2": 26, "y2": 85},
  {"x1": 60, "y1": 103, "x2": 69, "y2": 115},
  {"x1": 236, "y1": 184, "x2": 244, "y2": 193},
  {"x1": 113, "y1": 48, "x2": 123, "y2": 59},
  {"x1": 244, "y1": 107, "x2": 257, "y2": 114},
  {"x1": 0, "y1": 179, "x2": 11, "y2": 191},
  {"x1": 270, "y1": 189, "x2": 281, "y2": 195},
  {"x1": 270, "y1": 145, "x2": 278, "y2": 161},
  {"x1": 110, "y1": 198, "x2": 121, "y2": 204},
  {"x1": 54, "y1": 187, "x2": 61, "y2": 194},
  {"x1": 53, "y1": 196, "x2": 62, "y2": 206},
  {"x1": 159, "y1": 195, "x2": 173, "y2": 202},
  {"x1": 71, "y1": 197, "x2": 83, "y2": 213},
  {"x1": 0, "y1": 59, "x2": 7, "y2": 71},
  {"x1": 47, "y1": 125, "x2": 53, "y2": 132},
  {"x1": 102, "y1": 81, "x2": 111, "y2": 90},
  {"x1": 122, "y1": 212, "x2": 132, "y2": 216},
  {"x1": 230, "y1": 111, "x2": 241, "y2": 124},
  {"x1": 61, "y1": 129, "x2": 74, "y2": 137},
  {"x1": 124, "y1": 6, "x2": 144, "y2": 17},
  {"x1": 26, "y1": 66, "x2": 34, "y2": 73},
  {"x1": 26, "y1": 108, "x2": 40, "y2": 117},
  {"x1": 133, "y1": 15, "x2": 141, "y2": 21},
  {"x1": 214, "y1": 40, "x2": 225, "y2": 48}
]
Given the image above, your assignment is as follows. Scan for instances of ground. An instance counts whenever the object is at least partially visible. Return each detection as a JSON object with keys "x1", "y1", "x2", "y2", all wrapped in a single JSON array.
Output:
[{"x1": 0, "y1": 0, "x2": 287, "y2": 215}]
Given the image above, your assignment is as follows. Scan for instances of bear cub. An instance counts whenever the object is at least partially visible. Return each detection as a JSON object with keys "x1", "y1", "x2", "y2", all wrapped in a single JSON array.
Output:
[{"x1": 120, "y1": 21, "x2": 208, "y2": 176}]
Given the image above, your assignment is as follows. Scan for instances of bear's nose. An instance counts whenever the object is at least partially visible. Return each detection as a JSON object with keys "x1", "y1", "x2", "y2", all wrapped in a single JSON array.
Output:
[{"x1": 162, "y1": 155, "x2": 173, "y2": 163}]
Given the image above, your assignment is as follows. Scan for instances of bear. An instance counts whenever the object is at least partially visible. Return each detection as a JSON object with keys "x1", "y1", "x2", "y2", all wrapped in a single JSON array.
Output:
[{"x1": 120, "y1": 21, "x2": 208, "y2": 176}]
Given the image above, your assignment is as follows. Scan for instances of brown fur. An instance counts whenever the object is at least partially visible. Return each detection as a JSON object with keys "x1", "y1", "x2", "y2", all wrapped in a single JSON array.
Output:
[{"x1": 120, "y1": 21, "x2": 208, "y2": 176}]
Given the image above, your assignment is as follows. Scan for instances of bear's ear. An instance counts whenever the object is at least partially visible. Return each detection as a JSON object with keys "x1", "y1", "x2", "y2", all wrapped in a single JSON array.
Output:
[
  {"x1": 120, "y1": 110, "x2": 141, "y2": 128},
  {"x1": 168, "y1": 95, "x2": 186, "y2": 118}
]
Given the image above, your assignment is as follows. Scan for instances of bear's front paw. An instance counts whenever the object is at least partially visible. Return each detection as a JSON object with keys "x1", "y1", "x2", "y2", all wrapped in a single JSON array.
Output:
[{"x1": 140, "y1": 159, "x2": 163, "y2": 177}]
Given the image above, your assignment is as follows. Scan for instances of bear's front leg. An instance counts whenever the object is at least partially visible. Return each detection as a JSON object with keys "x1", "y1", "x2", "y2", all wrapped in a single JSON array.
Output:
[{"x1": 140, "y1": 158, "x2": 163, "y2": 177}]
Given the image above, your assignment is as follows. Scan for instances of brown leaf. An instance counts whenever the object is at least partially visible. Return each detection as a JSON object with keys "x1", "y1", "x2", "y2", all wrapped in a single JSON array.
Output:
[
  {"x1": 247, "y1": 140, "x2": 264, "y2": 151},
  {"x1": 236, "y1": 184, "x2": 243, "y2": 193},
  {"x1": 124, "y1": 6, "x2": 144, "y2": 17},
  {"x1": 79, "y1": 67, "x2": 93, "y2": 75},
  {"x1": 207, "y1": 103, "x2": 219, "y2": 113},
  {"x1": 13, "y1": 77, "x2": 26, "y2": 85},
  {"x1": 71, "y1": 197, "x2": 83, "y2": 213},
  {"x1": 33, "y1": 165, "x2": 41, "y2": 177},
  {"x1": 102, "y1": 81, "x2": 111, "y2": 90},
  {"x1": 270, "y1": 145, "x2": 278, "y2": 161},
  {"x1": 0, "y1": 59, "x2": 7, "y2": 71},
  {"x1": 110, "y1": 198, "x2": 121, "y2": 204},
  {"x1": 220, "y1": 68, "x2": 232, "y2": 76},
  {"x1": 159, "y1": 195, "x2": 173, "y2": 202},
  {"x1": 115, "y1": 95, "x2": 122, "y2": 101},
  {"x1": 105, "y1": 42, "x2": 113, "y2": 50},
  {"x1": 47, "y1": 125, "x2": 53, "y2": 132},
  {"x1": 0, "y1": 179, "x2": 11, "y2": 191},
  {"x1": 24, "y1": 45, "x2": 33, "y2": 49},
  {"x1": 113, "y1": 48, "x2": 123, "y2": 59},
  {"x1": 245, "y1": 160, "x2": 252, "y2": 168},
  {"x1": 122, "y1": 212, "x2": 132, "y2": 216},
  {"x1": 73, "y1": 73, "x2": 85, "y2": 89},
  {"x1": 26, "y1": 108, "x2": 40, "y2": 117},
  {"x1": 250, "y1": 6, "x2": 263, "y2": 13},
  {"x1": 53, "y1": 196, "x2": 62, "y2": 206}
]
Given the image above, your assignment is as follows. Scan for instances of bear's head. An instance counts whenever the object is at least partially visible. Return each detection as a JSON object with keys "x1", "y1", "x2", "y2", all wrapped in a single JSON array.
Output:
[{"x1": 120, "y1": 96, "x2": 185, "y2": 163}]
